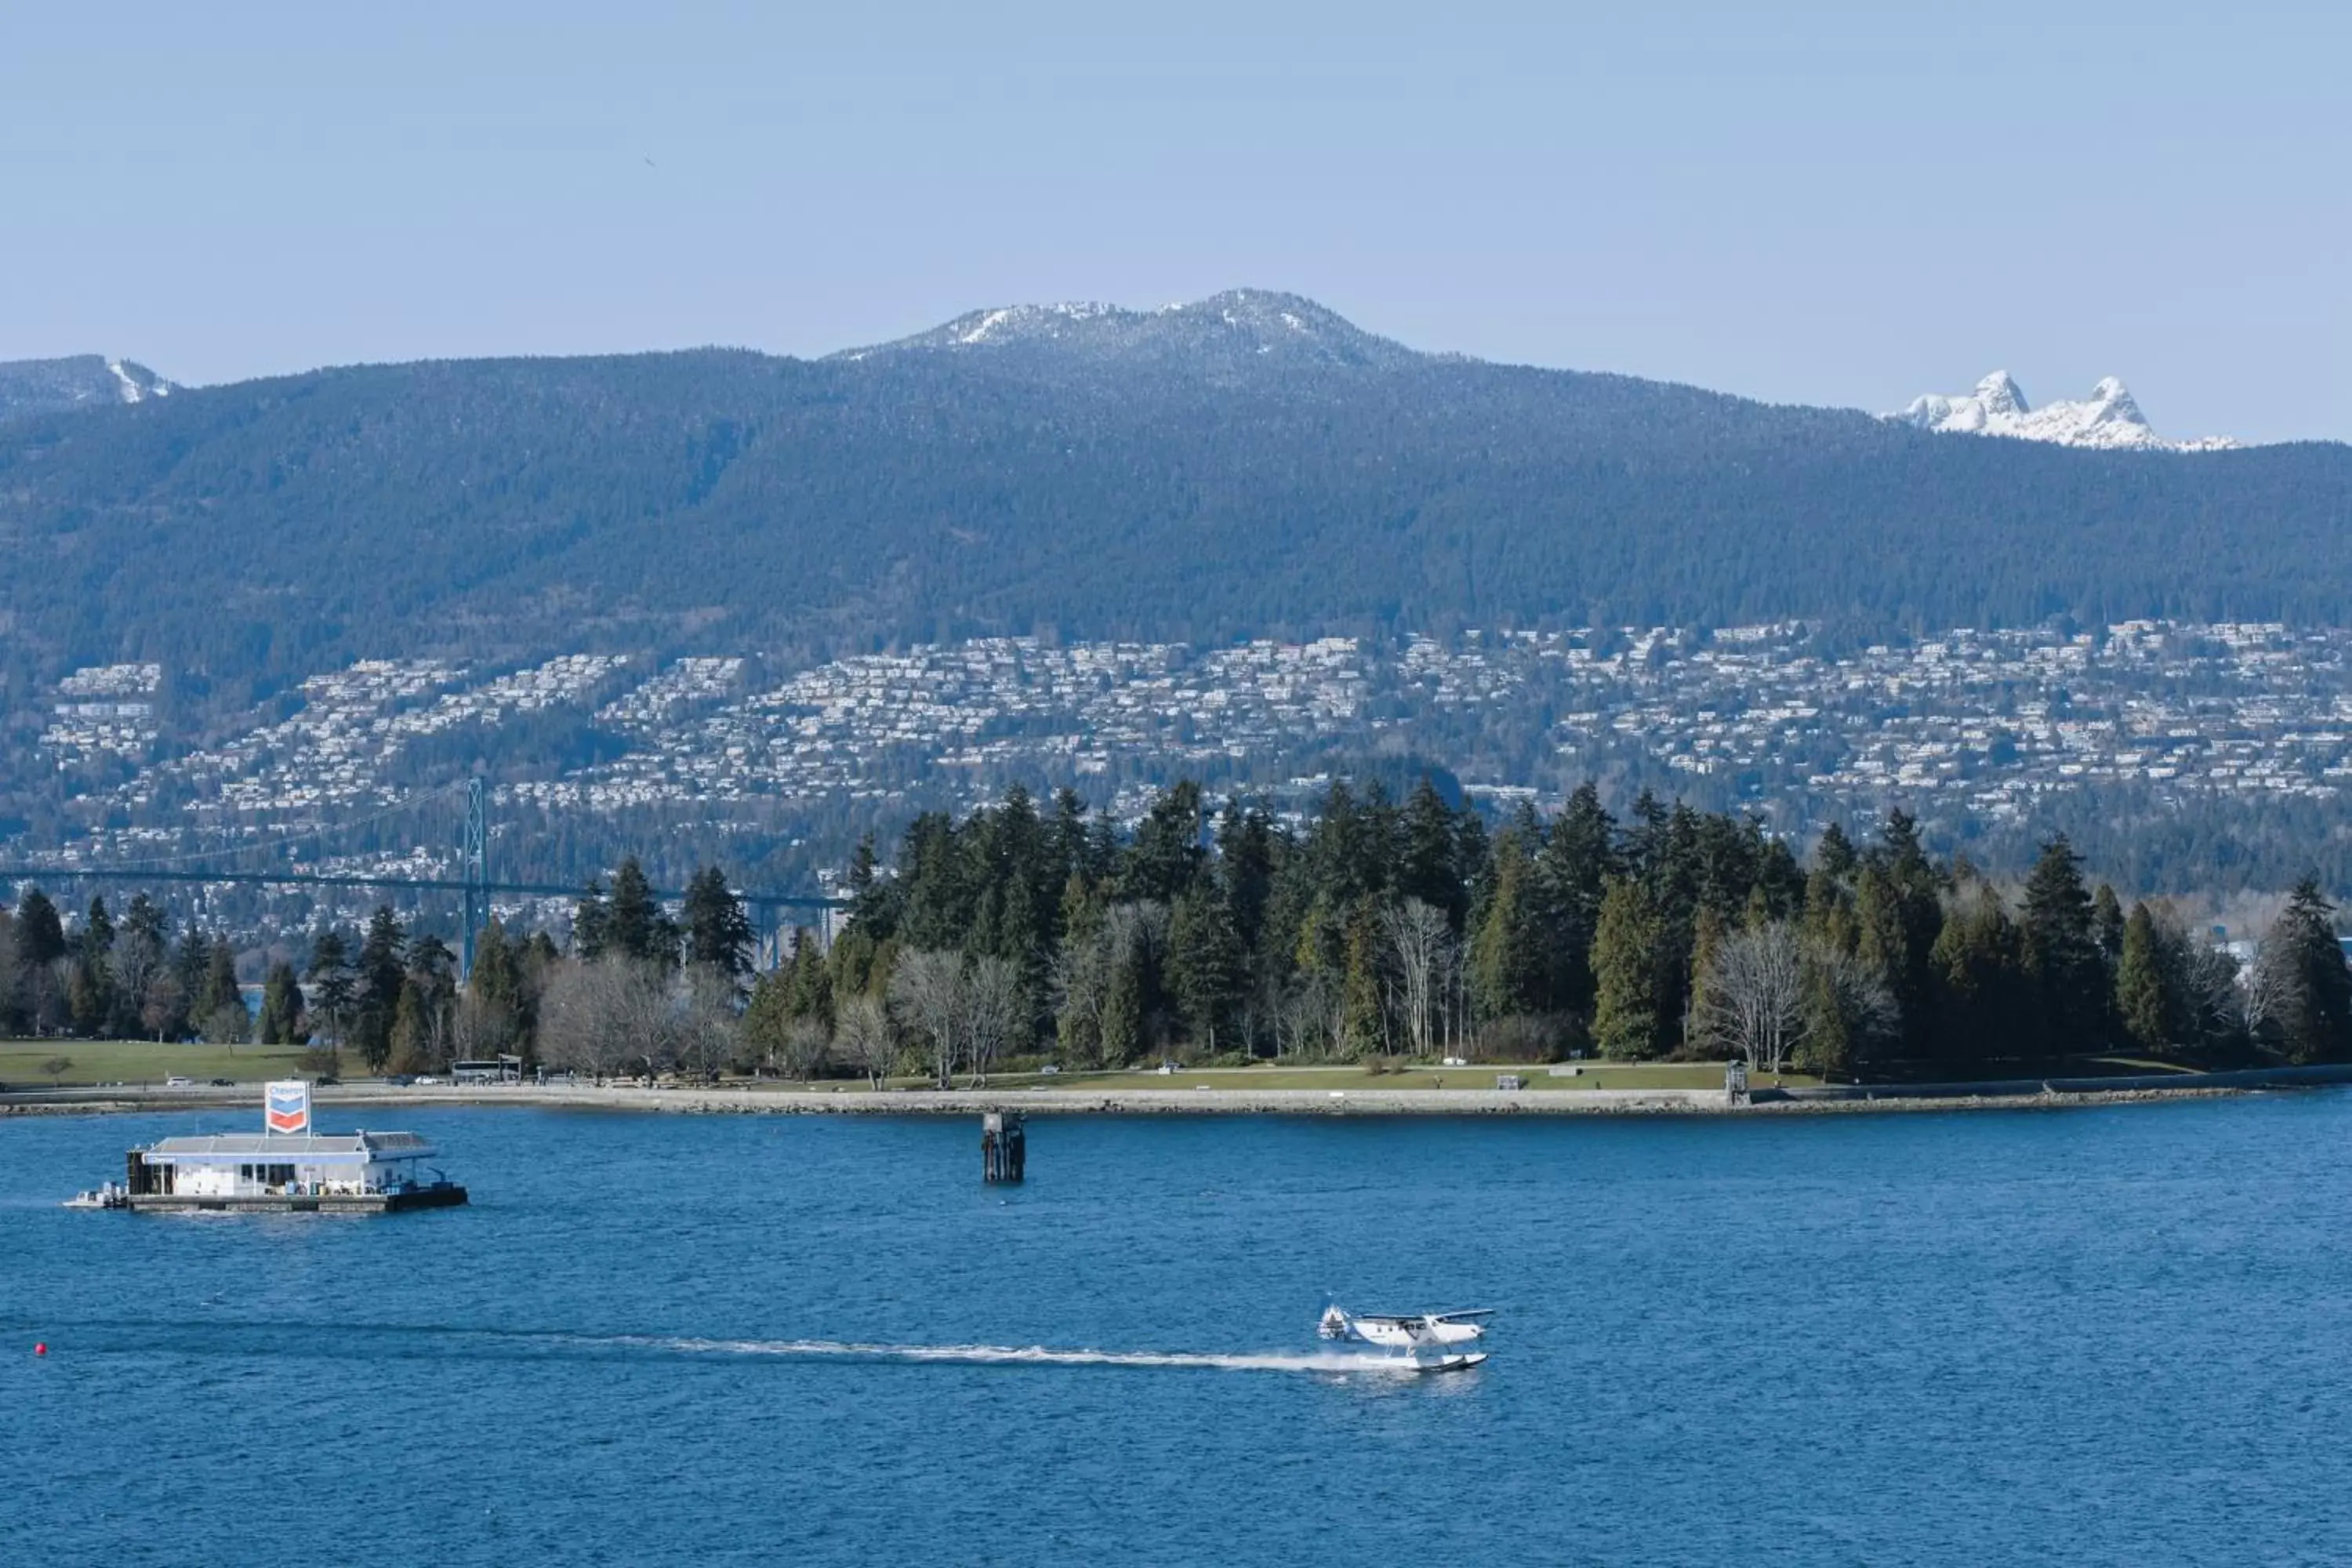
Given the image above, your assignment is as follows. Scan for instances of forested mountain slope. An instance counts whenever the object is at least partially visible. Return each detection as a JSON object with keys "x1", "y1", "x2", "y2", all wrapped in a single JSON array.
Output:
[{"x1": 2, "y1": 292, "x2": 2347, "y2": 701}]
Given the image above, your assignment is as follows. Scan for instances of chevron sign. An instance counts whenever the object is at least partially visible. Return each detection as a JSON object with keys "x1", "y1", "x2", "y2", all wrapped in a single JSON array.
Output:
[{"x1": 265, "y1": 1080, "x2": 310, "y2": 1135}]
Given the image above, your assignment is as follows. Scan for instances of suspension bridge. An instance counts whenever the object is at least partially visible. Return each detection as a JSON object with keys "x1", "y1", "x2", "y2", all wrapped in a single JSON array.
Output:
[{"x1": 0, "y1": 778, "x2": 845, "y2": 976}]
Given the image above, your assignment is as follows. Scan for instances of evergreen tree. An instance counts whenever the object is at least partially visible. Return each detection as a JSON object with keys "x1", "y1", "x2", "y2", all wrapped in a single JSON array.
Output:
[
  {"x1": 1796, "y1": 952, "x2": 1855, "y2": 1079},
  {"x1": 257, "y1": 962, "x2": 306, "y2": 1046},
  {"x1": 1872, "y1": 811, "x2": 1947, "y2": 1054},
  {"x1": 2115, "y1": 902, "x2": 2179, "y2": 1052},
  {"x1": 1468, "y1": 829, "x2": 1548, "y2": 1021},
  {"x1": 1125, "y1": 781, "x2": 1206, "y2": 903},
  {"x1": 471, "y1": 919, "x2": 521, "y2": 1015},
  {"x1": 1338, "y1": 900, "x2": 1385, "y2": 1058},
  {"x1": 572, "y1": 877, "x2": 612, "y2": 960},
  {"x1": 2092, "y1": 884, "x2": 2127, "y2": 971},
  {"x1": 390, "y1": 981, "x2": 428, "y2": 1073},
  {"x1": 467, "y1": 918, "x2": 524, "y2": 1058},
  {"x1": 16, "y1": 887, "x2": 66, "y2": 970},
  {"x1": 607, "y1": 857, "x2": 677, "y2": 967},
  {"x1": 1620, "y1": 789, "x2": 1670, "y2": 888},
  {"x1": 1929, "y1": 887, "x2": 2032, "y2": 1069},
  {"x1": 1685, "y1": 905, "x2": 1727, "y2": 1051},
  {"x1": 1591, "y1": 877, "x2": 1665, "y2": 1060},
  {"x1": 69, "y1": 896, "x2": 115, "y2": 1036},
  {"x1": 354, "y1": 906, "x2": 408, "y2": 1071},
  {"x1": 2267, "y1": 877, "x2": 2352, "y2": 1065},
  {"x1": 785, "y1": 928, "x2": 835, "y2": 1028},
  {"x1": 306, "y1": 929, "x2": 357, "y2": 1048},
  {"x1": 165, "y1": 927, "x2": 210, "y2": 1040},
  {"x1": 1167, "y1": 883, "x2": 1247, "y2": 1051},
  {"x1": 682, "y1": 865, "x2": 754, "y2": 982},
  {"x1": 1398, "y1": 779, "x2": 1466, "y2": 927},
  {"x1": 81, "y1": 895, "x2": 116, "y2": 961},
  {"x1": 1536, "y1": 782, "x2": 1615, "y2": 1015},
  {"x1": 1853, "y1": 865, "x2": 1906, "y2": 1018},
  {"x1": 1046, "y1": 788, "x2": 1092, "y2": 896},
  {"x1": 1813, "y1": 823, "x2": 1858, "y2": 882},
  {"x1": 741, "y1": 966, "x2": 795, "y2": 1074},
  {"x1": 1217, "y1": 800, "x2": 1276, "y2": 956},
  {"x1": 844, "y1": 831, "x2": 892, "y2": 939},
  {"x1": 1102, "y1": 945, "x2": 1145, "y2": 1065},
  {"x1": 2021, "y1": 836, "x2": 2107, "y2": 1054},
  {"x1": 1802, "y1": 857, "x2": 1857, "y2": 953},
  {"x1": 201, "y1": 937, "x2": 249, "y2": 1044},
  {"x1": 827, "y1": 926, "x2": 884, "y2": 1003}
]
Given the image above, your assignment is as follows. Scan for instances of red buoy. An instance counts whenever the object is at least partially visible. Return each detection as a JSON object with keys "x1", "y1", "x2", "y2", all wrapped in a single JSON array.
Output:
[{"x1": 33, "y1": 1342, "x2": 46, "y2": 1356}]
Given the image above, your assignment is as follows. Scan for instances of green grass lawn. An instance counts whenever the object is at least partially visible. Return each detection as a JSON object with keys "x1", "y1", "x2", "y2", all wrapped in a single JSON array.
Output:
[{"x1": 0, "y1": 1038, "x2": 317, "y2": 1087}]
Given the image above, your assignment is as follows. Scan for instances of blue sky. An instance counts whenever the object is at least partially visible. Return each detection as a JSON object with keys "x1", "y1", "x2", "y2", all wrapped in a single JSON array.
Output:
[{"x1": 5, "y1": 2, "x2": 2344, "y2": 440}]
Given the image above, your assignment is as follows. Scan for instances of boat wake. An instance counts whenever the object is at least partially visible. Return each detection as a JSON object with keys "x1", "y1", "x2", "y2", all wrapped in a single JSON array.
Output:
[
  {"x1": 632, "y1": 1335, "x2": 1421, "y2": 1375},
  {"x1": 8, "y1": 1316, "x2": 1457, "y2": 1377}
]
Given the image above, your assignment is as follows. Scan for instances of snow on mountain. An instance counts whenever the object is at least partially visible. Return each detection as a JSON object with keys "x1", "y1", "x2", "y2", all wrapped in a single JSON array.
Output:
[
  {"x1": 835, "y1": 289, "x2": 1429, "y2": 374},
  {"x1": 1889, "y1": 372, "x2": 2235, "y2": 452},
  {"x1": 0, "y1": 354, "x2": 176, "y2": 422},
  {"x1": 108, "y1": 359, "x2": 172, "y2": 402}
]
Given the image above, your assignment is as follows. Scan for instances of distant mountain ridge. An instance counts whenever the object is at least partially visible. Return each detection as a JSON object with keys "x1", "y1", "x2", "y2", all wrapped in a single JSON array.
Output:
[
  {"x1": 1, "y1": 291, "x2": 2349, "y2": 720},
  {"x1": 0, "y1": 354, "x2": 174, "y2": 423},
  {"x1": 1888, "y1": 371, "x2": 2234, "y2": 452}
]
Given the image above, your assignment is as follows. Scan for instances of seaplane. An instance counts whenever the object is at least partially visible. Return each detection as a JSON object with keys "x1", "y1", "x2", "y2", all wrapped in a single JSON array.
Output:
[{"x1": 1317, "y1": 1303, "x2": 1493, "y2": 1372}]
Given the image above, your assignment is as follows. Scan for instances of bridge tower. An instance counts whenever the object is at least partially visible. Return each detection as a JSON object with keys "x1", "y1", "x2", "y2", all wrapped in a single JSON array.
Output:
[{"x1": 459, "y1": 776, "x2": 488, "y2": 982}]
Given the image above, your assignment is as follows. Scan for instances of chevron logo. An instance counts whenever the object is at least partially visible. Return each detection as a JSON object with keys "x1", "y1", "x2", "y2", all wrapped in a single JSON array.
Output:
[{"x1": 265, "y1": 1081, "x2": 310, "y2": 1135}]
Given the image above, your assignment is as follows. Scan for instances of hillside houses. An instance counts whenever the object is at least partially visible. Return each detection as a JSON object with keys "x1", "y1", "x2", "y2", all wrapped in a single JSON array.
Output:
[{"x1": 25, "y1": 621, "x2": 2352, "y2": 873}]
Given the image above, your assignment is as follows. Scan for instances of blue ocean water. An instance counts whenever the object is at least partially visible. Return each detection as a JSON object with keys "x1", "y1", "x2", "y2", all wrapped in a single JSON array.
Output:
[{"x1": 4, "y1": 1095, "x2": 2349, "y2": 1566}]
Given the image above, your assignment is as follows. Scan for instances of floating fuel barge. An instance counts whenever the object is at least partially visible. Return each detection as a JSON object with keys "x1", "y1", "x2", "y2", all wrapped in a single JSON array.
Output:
[{"x1": 79, "y1": 1081, "x2": 467, "y2": 1214}]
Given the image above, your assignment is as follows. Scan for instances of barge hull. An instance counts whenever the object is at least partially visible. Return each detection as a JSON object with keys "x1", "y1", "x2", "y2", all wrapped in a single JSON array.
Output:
[{"x1": 125, "y1": 1186, "x2": 467, "y2": 1214}]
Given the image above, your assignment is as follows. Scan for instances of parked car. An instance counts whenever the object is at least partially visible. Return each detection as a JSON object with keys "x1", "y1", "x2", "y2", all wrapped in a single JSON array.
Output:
[
  {"x1": 386, "y1": 1074, "x2": 414, "y2": 1087},
  {"x1": 209, "y1": 1077, "x2": 235, "y2": 1087},
  {"x1": 165, "y1": 1075, "x2": 194, "y2": 1087}
]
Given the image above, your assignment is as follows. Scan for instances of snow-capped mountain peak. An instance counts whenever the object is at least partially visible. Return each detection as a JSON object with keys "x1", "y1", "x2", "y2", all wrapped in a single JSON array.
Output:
[
  {"x1": 1973, "y1": 371, "x2": 2027, "y2": 418},
  {"x1": 1888, "y1": 372, "x2": 2234, "y2": 452},
  {"x1": 834, "y1": 289, "x2": 1428, "y2": 374}
]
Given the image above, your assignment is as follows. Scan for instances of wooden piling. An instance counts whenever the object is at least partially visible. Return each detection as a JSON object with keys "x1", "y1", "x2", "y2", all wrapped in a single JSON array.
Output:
[{"x1": 982, "y1": 1111, "x2": 1025, "y2": 1182}]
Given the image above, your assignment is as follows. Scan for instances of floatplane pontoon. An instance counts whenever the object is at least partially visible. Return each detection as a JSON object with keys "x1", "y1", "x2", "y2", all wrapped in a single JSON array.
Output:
[{"x1": 1318, "y1": 1303, "x2": 1493, "y2": 1372}]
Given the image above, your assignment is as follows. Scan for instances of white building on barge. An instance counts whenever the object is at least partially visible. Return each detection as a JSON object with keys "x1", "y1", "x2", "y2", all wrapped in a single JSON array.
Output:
[{"x1": 100, "y1": 1082, "x2": 468, "y2": 1213}]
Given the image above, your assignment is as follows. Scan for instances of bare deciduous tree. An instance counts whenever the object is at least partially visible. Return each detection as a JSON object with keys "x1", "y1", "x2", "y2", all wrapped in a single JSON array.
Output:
[
  {"x1": 2241, "y1": 939, "x2": 2288, "y2": 1043},
  {"x1": 141, "y1": 971, "x2": 185, "y2": 1044},
  {"x1": 780, "y1": 1017, "x2": 830, "y2": 1083},
  {"x1": 539, "y1": 959, "x2": 670, "y2": 1083},
  {"x1": 889, "y1": 949, "x2": 966, "y2": 1088},
  {"x1": 1104, "y1": 902, "x2": 1169, "y2": 993},
  {"x1": 834, "y1": 993, "x2": 897, "y2": 1088},
  {"x1": 673, "y1": 967, "x2": 741, "y2": 1081},
  {"x1": 113, "y1": 927, "x2": 165, "y2": 1029},
  {"x1": 1697, "y1": 922, "x2": 1805, "y2": 1073},
  {"x1": 1276, "y1": 972, "x2": 1340, "y2": 1060},
  {"x1": 1050, "y1": 935, "x2": 1112, "y2": 1066},
  {"x1": 963, "y1": 954, "x2": 1024, "y2": 1087},
  {"x1": 1814, "y1": 943, "x2": 1899, "y2": 1060},
  {"x1": 450, "y1": 988, "x2": 514, "y2": 1064},
  {"x1": 1381, "y1": 898, "x2": 1453, "y2": 1058}
]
